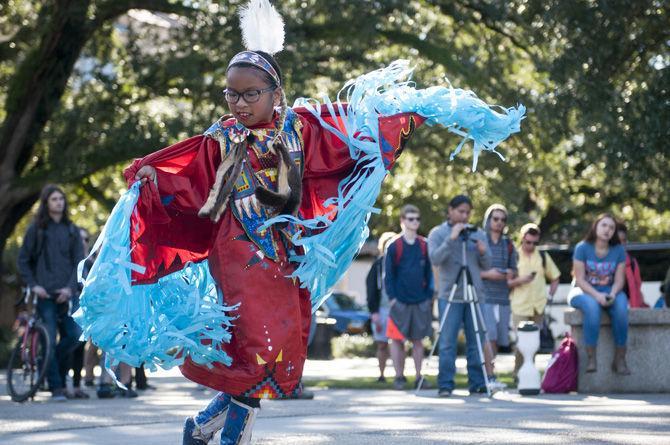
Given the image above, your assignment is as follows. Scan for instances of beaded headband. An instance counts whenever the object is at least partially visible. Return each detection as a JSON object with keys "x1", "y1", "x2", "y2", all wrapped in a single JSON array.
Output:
[{"x1": 228, "y1": 51, "x2": 281, "y2": 87}]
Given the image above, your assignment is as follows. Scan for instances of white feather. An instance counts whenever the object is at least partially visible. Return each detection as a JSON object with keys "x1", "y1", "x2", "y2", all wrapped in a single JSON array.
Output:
[{"x1": 239, "y1": 0, "x2": 285, "y2": 55}]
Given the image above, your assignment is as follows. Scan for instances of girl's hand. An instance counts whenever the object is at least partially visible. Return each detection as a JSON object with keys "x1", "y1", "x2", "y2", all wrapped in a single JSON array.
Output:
[{"x1": 134, "y1": 166, "x2": 157, "y2": 185}]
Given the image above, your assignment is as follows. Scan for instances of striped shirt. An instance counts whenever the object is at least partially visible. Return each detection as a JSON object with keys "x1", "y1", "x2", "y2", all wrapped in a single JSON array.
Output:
[{"x1": 482, "y1": 234, "x2": 517, "y2": 305}]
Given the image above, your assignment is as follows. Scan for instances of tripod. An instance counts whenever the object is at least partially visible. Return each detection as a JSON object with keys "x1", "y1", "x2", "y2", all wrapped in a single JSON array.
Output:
[{"x1": 416, "y1": 234, "x2": 492, "y2": 397}]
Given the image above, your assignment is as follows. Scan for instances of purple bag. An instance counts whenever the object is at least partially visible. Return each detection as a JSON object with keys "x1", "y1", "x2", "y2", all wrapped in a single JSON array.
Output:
[{"x1": 541, "y1": 334, "x2": 578, "y2": 393}]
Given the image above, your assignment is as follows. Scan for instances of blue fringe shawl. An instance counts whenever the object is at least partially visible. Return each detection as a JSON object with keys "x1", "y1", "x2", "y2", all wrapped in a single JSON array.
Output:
[
  {"x1": 262, "y1": 60, "x2": 526, "y2": 311},
  {"x1": 74, "y1": 182, "x2": 236, "y2": 371},
  {"x1": 75, "y1": 60, "x2": 525, "y2": 370}
]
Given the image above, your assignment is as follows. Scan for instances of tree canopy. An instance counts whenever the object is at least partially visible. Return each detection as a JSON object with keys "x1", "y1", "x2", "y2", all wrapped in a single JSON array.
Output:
[{"x1": 1, "y1": 0, "x2": 668, "y2": 266}]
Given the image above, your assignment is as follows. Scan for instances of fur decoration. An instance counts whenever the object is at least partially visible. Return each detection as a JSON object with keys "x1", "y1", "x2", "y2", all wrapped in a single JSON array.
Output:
[
  {"x1": 198, "y1": 142, "x2": 246, "y2": 222},
  {"x1": 254, "y1": 139, "x2": 302, "y2": 215}
]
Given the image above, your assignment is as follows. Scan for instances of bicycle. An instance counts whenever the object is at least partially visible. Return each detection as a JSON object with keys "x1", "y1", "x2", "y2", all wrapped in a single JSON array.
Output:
[{"x1": 6, "y1": 288, "x2": 52, "y2": 402}]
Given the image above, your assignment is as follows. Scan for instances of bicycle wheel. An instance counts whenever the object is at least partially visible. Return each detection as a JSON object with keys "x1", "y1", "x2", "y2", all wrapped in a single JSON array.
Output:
[{"x1": 6, "y1": 322, "x2": 51, "y2": 402}]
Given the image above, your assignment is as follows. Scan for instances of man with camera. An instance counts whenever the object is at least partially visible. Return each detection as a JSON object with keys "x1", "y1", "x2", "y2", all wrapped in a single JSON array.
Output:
[
  {"x1": 508, "y1": 223, "x2": 560, "y2": 378},
  {"x1": 428, "y1": 195, "x2": 492, "y2": 397}
]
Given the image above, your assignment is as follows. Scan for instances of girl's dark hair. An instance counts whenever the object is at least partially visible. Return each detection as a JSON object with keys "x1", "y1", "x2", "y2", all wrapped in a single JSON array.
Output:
[
  {"x1": 34, "y1": 184, "x2": 70, "y2": 229},
  {"x1": 448, "y1": 194, "x2": 473, "y2": 209},
  {"x1": 228, "y1": 51, "x2": 283, "y2": 87},
  {"x1": 584, "y1": 213, "x2": 621, "y2": 246}
]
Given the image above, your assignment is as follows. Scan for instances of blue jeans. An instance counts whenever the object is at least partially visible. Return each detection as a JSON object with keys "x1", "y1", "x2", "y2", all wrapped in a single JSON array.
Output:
[
  {"x1": 37, "y1": 299, "x2": 82, "y2": 391},
  {"x1": 437, "y1": 299, "x2": 485, "y2": 391},
  {"x1": 569, "y1": 292, "x2": 628, "y2": 347}
]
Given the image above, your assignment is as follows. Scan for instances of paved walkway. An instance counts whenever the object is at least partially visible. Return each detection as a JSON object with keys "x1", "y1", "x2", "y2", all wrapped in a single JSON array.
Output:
[{"x1": 1, "y1": 356, "x2": 668, "y2": 444}]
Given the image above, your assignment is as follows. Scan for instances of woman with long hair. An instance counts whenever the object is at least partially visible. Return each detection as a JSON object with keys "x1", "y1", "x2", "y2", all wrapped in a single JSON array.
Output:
[
  {"x1": 17, "y1": 184, "x2": 84, "y2": 401},
  {"x1": 570, "y1": 213, "x2": 630, "y2": 375}
]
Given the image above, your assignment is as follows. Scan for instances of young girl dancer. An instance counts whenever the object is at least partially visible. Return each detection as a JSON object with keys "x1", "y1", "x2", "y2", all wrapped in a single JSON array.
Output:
[{"x1": 76, "y1": 1, "x2": 525, "y2": 443}]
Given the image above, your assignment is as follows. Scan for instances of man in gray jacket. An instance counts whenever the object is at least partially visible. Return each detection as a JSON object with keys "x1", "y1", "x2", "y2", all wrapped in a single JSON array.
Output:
[{"x1": 428, "y1": 195, "x2": 491, "y2": 397}]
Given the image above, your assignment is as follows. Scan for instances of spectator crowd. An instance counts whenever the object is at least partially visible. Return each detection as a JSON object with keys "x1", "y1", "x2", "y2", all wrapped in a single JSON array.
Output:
[
  {"x1": 367, "y1": 195, "x2": 668, "y2": 396},
  {"x1": 10, "y1": 184, "x2": 670, "y2": 402}
]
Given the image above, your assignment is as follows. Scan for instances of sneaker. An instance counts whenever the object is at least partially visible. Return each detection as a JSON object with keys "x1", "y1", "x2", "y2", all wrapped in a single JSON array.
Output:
[
  {"x1": 136, "y1": 383, "x2": 157, "y2": 391},
  {"x1": 437, "y1": 388, "x2": 452, "y2": 398},
  {"x1": 470, "y1": 386, "x2": 488, "y2": 395},
  {"x1": 66, "y1": 388, "x2": 90, "y2": 399},
  {"x1": 376, "y1": 376, "x2": 387, "y2": 383},
  {"x1": 84, "y1": 379, "x2": 95, "y2": 387},
  {"x1": 294, "y1": 389, "x2": 315, "y2": 400},
  {"x1": 118, "y1": 387, "x2": 138, "y2": 398},
  {"x1": 393, "y1": 377, "x2": 406, "y2": 390},
  {"x1": 97, "y1": 384, "x2": 117, "y2": 399},
  {"x1": 73, "y1": 388, "x2": 90, "y2": 399},
  {"x1": 50, "y1": 389, "x2": 67, "y2": 402},
  {"x1": 487, "y1": 376, "x2": 507, "y2": 392}
]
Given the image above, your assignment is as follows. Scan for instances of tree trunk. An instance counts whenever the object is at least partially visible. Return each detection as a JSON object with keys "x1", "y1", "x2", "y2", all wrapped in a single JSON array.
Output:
[
  {"x1": 0, "y1": 1, "x2": 93, "y2": 177},
  {"x1": 0, "y1": 0, "x2": 93, "y2": 261},
  {"x1": 0, "y1": 0, "x2": 196, "y2": 262},
  {"x1": 538, "y1": 205, "x2": 564, "y2": 240},
  {"x1": 0, "y1": 191, "x2": 40, "y2": 259}
]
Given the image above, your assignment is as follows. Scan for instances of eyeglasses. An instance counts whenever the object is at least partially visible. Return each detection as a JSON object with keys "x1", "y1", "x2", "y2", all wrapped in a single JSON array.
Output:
[
  {"x1": 523, "y1": 240, "x2": 540, "y2": 246},
  {"x1": 223, "y1": 86, "x2": 276, "y2": 104},
  {"x1": 491, "y1": 216, "x2": 507, "y2": 223},
  {"x1": 405, "y1": 217, "x2": 421, "y2": 222}
]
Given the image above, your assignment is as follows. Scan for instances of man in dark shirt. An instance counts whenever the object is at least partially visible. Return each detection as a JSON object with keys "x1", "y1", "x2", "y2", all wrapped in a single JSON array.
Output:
[
  {"x1": 384, "y1": 205, "x2": 434, "y2": 390},
  {"x1": 17, "y1": 184, "x2": 84, "y2": 401}
]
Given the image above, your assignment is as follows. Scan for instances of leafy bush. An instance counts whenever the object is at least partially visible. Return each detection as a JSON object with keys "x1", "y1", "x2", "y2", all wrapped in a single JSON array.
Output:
[
  {"x1": 331, "y1": 334, "x2": 446, "y2": 358},
  {"x1": 332, "y1": 334, "x2": 376, "y2": 358}
]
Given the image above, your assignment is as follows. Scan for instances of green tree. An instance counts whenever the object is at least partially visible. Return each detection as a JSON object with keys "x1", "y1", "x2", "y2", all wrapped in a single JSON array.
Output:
[
  {"x1": 1, "y1": 0, "x2": 667, "y2": 264},
  {"x1": 0, "y1": 0, "x2": 212, "y2": 257}
]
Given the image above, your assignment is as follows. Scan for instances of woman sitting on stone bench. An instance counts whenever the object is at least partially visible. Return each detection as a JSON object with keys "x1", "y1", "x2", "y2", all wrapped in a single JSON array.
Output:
[{"x1": 569, "y1": 213, "x2": 630, "y2": 375}]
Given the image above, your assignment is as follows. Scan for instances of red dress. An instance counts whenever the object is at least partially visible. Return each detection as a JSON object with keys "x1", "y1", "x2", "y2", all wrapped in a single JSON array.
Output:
[{"x1": 123, "y1": 106, "x2": 423, "y2": 398}]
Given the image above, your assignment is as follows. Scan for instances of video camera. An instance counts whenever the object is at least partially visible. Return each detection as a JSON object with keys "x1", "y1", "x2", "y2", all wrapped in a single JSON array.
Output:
[{"x1": 459, "y1": 224, "x2": 478, "y2": 240}]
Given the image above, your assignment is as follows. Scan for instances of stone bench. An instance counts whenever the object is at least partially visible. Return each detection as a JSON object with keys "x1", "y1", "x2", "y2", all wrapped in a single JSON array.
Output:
[{"x1": 564, "y1": 308, "x2": 670, "y2": 393}]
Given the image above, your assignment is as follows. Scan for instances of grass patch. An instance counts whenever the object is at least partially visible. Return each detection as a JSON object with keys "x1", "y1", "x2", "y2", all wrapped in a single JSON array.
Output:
[{"x1": 304, "y1": 372, "x2": 516, "y2": 390}]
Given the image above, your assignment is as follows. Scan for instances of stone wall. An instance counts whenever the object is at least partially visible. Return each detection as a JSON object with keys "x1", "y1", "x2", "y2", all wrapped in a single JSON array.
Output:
[{"x1": 565, "y1": 308, "x2": 670, "y2": 393}]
